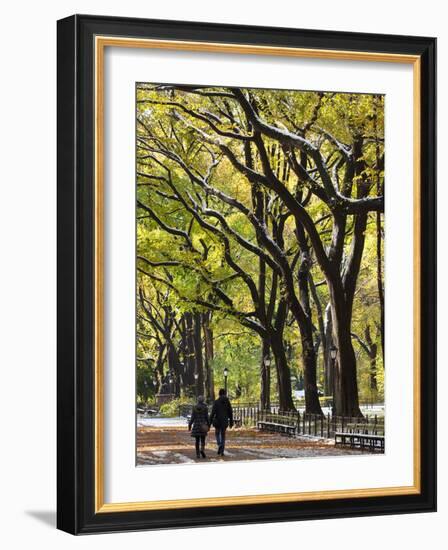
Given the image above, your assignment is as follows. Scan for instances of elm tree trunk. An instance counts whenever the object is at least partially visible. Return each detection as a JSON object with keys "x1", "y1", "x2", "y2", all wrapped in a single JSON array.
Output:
[
  {"x1": 300, "y1": 324, "x2": 324, "y2": 415},
  {"x1": 269, "y1": 331, "x2": 295, "y2": 411},
  {"x1": 296, "y1": 250, "x2": 323, "y2": 415},
  {"x1": 202, "y1": 312, "x2": 215, "y2": 402},
  {"x1": 183, "y1": 312, "x2": 196, "y2": 390},
  {"x1": 328, "y1": 277, "x2": 362, "y2": 417},
  {"x1": 193, "y1": 311, "x2": 205, "y2": 397}
]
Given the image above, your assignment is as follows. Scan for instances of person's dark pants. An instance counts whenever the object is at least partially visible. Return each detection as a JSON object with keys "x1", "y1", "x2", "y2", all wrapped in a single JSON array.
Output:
[
  {"x1": 215, "y1": 427, "x2": 227, "y2": 453},
  {"x1": 195, "y1": 435, "x2": 205, "y2": 454}
]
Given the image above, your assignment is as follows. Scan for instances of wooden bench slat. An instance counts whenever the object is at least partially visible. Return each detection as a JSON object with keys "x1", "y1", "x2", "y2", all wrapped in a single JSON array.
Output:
[
  {"x1": 335, "y1": 431, "x2": 384, "y2": 452},
  {"x1": 257, "y1": 420, "x2": 296, "y2": 436}
]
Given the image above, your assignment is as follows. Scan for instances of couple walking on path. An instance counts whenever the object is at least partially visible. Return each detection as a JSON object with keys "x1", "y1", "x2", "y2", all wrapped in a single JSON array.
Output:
[{"x1": 188, "y1": 389, "x2": 233, "y2": 458}]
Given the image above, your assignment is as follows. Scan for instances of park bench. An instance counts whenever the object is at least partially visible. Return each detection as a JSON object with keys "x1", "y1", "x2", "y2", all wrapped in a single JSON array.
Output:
[
  {"x1": 335, "y1": 432, "x2": 385, "y2": 452},
  {"x1": 257, "y1": 413, "x2": 297, "y2": 437},
  {"x1": 137, "y1": 406, "x2": 158, "y2": 416},
  {"x1": 179, "y1": 404, "x2": 193, "y2": 418},
  {"x1": 345, "y1": 422, "x2": 384, "y2": 436},
  {"x1": 233, "y1": 416, "x2": 242, "y2": 428}
]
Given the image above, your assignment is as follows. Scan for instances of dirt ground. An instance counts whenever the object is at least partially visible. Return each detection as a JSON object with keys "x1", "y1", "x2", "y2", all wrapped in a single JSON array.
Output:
[{"x1": 137, "y1": 426, "x2": 367, "y2": 465}]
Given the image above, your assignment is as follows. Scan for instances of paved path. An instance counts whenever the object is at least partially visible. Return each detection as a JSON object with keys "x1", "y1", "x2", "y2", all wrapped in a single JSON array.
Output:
[{"x1": 137, "y1": 425, "x2": 366, "y2": 466}]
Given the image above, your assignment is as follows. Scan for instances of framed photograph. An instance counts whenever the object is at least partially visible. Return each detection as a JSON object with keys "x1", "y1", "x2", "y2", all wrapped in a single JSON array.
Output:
[{"x1": 57, "y1": 14, "x2": 436, "y2": 534}]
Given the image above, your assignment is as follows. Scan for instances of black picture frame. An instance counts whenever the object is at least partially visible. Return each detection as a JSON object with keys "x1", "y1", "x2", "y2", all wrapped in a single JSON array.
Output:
[{"x1": 57, "y1": 14, "x2": 436, "y2": 535}]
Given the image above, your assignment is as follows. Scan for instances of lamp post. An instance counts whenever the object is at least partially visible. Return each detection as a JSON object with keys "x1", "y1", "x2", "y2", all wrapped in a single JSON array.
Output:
[
  {"x1": 193, "y1": 371, "x2": 199, "y2": 398},
  {"x1": 264, "y1": 357, "x2": 271, "y2": 409},
  {"x1": 330, "y1": 344, "x2": 337, "y2": 415},
  {"x1": 169, "y1": 370, "x2": 174, "y2": 395},
  {"x1": 223, "y1": 367, "x2": 229, "y2": 394}
]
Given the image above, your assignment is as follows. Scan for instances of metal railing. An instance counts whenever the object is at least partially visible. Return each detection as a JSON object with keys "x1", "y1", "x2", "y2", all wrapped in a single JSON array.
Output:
[{"x1": 178, "y1": 402, "x2": 384, "y2": 440}]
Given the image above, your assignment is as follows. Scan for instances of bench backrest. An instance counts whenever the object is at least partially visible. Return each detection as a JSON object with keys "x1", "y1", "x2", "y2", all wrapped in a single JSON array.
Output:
[{"x1": 262, "y1": 412, "x2": 297, "y2": 426}]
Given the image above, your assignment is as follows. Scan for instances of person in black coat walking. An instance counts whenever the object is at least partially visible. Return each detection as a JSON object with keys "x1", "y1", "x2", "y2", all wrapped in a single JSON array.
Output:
[
  {"x1": 209, "y1": 388, "x2": 233, "y2": 456},
  {"x1": 188, "y1": 395, "x2": 210, "y2": 458}
]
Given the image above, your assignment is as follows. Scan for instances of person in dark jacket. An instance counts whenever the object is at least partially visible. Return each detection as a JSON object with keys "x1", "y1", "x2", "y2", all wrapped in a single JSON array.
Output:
[
  {"x1": 188, "y1": 395, "x2": 210, "y2": 458},
  {"x1": 209, "y1": 388, "x2": 233, "y2": 456}
]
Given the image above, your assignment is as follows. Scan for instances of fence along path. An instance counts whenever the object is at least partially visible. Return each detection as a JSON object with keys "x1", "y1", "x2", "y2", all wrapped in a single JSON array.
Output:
[
  {"x1": 234, "y1": 407, "x2": 384, "y2": 439},
  {"x1": 178, "y1": 403, "x2": 384, "y2": 440}
]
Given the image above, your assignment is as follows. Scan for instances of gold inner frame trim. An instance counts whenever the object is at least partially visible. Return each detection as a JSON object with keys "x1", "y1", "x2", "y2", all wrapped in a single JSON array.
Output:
[{"x1": 94, "y1": 35, "x2": 422, "y2": 513}]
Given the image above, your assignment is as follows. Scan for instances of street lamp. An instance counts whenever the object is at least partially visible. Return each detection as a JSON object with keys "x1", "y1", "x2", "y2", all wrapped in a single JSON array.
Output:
[
  {"x1": 330, "y1": 344, "x2": 337, "y2": 361},
  {"x1": 193, "y1": 371, "x2": 199, "y2": 398},
  {"x1": 169, "y1": 370, "x2": 174, "y2": 394},
  {"x1": 223, "y1": 367, "x2": 229, "y2": 394},
  {"x1": 330, "y1": 344, "x2": 337, "y2": 414},
  {"x1": 263, "y1": 357, "x2": 271, "y2": 409}
]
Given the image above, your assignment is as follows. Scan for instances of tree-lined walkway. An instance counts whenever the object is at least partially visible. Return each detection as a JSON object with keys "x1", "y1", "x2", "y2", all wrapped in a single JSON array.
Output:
[
  {"x1": 137, "y1": 425, "x2": 364, "y2": 466},
  {"x1": 136, "y1": 85, "x2": 385, "y2": 418}
]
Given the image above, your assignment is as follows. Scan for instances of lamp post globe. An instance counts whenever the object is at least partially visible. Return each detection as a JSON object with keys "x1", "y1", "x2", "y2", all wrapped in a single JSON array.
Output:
[
  {"x1": 223, "y1": 367, "x2": 229, "y2": 393},
  {"x1": 330, "y1": 345, "x2": 337, "y2": 361}
]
